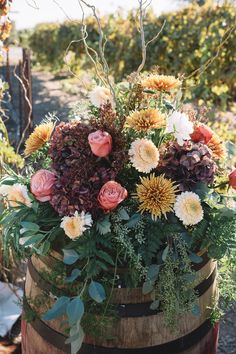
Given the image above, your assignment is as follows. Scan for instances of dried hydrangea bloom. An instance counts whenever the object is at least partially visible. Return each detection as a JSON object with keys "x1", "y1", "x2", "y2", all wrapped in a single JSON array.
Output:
[
  {"x1": 49, "y1": 116, "x2": 126, "y2": 218},
  {"x1": 158, "y1": 141, "x2": 217, "y2": 191}
]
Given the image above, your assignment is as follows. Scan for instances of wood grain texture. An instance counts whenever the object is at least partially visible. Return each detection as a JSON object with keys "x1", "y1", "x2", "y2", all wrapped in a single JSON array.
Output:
[{"x1": 23, "y1": 255, "x2": 218, "y2": 353}]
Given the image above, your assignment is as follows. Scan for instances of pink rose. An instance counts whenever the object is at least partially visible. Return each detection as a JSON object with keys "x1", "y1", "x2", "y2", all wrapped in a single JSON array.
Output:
[
  {"x1": 98, "y1": 181, "x2": 128, "y2": 211},
  {"x1": 191, "y1": 124, "x2": 213, "y2": 144},
  {"x1": 229, "y1": 169, "x2": 236, "y2": 190},
  {"x1": 88, "y1": 130, "x2": 112, "y2": 157},
  {"x1": 30, "y1": 169, "x2": 56, "y2": 202}
]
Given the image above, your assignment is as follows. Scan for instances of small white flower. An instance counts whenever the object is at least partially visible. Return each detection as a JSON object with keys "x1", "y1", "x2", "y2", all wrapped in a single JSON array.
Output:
[
  {"x1": 60, "y1": 211, "x2": 93, "y2": 239},
  {"x1": 89, "y1": 86, "x2": 114, "y2": 108},
  {"x1": 166, "y1": 111, "x2": 193, "y2": 146},
  {"x1": 174, "y1": 191, "x2": 203, "y2": 226}
]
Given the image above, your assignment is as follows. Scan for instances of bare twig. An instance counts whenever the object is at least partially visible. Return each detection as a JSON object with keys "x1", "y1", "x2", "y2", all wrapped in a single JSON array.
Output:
[
  {"x1": 78, "y1": 0, "x2": 117, "y2": 104},
  {"x1": 13, "y1": 64, "x2": 33, "y2": 153},
  {"x1": 131, "y1": 0, "x2": 165, "y2": 82},
  {"x1": 25, "y1": 0, "x2": 40, "y2": 10}
]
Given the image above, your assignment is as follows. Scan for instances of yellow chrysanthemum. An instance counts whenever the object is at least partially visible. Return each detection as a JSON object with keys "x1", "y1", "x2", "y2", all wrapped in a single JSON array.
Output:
[
  {"x1": 208, "y1": 133, "x2": 226, "y2": 160},
  {"x1": 129, "y1": 139, "x2": 159, "y2": 173},
  {"x1": 134, "y1": 174, "x2": 178, "y2": 220},
  {"x1": 142, "y1": 75, "x2": 181, "y2": 92},
  {"x1": 174, "y1": 192, "x2": 203, "y2": 226},
  {"x1": 24, "y1": 122, "x2": 54, "y2": 156},
  {"x1": 125, "y1": 109, "x2": 165, "y2": 132}
]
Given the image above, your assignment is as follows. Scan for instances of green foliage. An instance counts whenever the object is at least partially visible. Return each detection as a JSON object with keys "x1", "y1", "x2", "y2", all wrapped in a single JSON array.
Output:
[
  {"x1": 28, "y1": 3, "x2": 236, "y2": 106},
  {"x1": 157, "y1": 238, "x2": 198, "y2": 328}
]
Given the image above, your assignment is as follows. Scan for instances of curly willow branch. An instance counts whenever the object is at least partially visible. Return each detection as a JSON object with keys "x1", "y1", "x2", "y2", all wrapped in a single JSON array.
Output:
[{"x1": 77, "y1": 0, "x2": 117, "y2": 105}]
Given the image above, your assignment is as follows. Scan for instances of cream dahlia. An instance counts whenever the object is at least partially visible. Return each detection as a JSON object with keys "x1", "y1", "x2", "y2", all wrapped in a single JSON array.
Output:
[
  {"x1": 129, "y1": 138, "x2": 160, "y2": 173},
  {"x1": 174, "y1": 192, "x2": 203, "y2": 226},
  {"x1": 89, "y1": 86, "x2": 114, "y2": 108},
  {"x1": 0, "y1": 183, "x2": 32, "y2": 208},
  {"x1": 60, "y1": 211, "x2": 93, "y2": 239}
]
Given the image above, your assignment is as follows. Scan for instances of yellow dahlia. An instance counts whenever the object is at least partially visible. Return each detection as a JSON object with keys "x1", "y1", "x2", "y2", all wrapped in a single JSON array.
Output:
[
  {"x1": 142, "y1": 75, "x2": 181, "y2": 92},
  {"x1": 208, "y1": 133, "x2": 226, "y2": 160},
  {"x1": 134, "y1": 174, "x2": 178, "y2": 220},
  {"x1": 129, "y1": 139, "x2": 159, "y2": 173},
  {"x1": 24, "y1": 122, "x2": 54, "y2": 156},
  {"x1": 125, "y1": 109, "x2": 165, "y2": 132},
  {"x1": 174, "y1": 192, "x2": 203, "y2": 226}
]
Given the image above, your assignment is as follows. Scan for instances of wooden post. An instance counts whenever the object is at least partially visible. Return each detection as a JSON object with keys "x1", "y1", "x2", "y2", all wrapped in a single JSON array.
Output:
[
  {"x1": 18, "y1": 60, "x2": 23, "y2": 136},
  {"x1": 22, "y1": 48, "x2": 33, "y2": 138},
  {"x1": 6, "y1": 48, "x2": 13, "y2": 98}
]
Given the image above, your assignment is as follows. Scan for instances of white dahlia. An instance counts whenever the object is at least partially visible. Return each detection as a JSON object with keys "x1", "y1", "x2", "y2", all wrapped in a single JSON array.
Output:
[
  {"x1": 174, "y1": 191, "x2": 203, "y2": 226},
  {"x1": 89, "y1": 86, "x2": 114, "y2": 108},
  {"x1": 60, "y1": 211, "x2": 93, "y2": 240},
  {"x1": 129, "y1": 138, "x2": 159, "y2": 173},
  {"x1": 166, "y1": 111, "x2": 193, "y2": 146}
]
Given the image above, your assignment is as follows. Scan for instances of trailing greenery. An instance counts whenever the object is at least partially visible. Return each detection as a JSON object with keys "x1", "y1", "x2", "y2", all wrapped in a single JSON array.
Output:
[{"x1": 27, "y1": 2, "x2": 236, "y2": 106}]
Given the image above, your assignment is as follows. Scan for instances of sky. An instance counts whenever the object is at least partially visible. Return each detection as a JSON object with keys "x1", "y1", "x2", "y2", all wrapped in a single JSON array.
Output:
[{"x1": 10, "y1": 0, "x2": 183, "y2": 29}]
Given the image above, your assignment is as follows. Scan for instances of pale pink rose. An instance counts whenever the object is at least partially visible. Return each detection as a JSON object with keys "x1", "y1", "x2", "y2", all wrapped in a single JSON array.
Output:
[
  {"x1": 98, "y1": 181, "x2": 128, "y2": 211},
  {"x1": 30, "y1": 169, "x2": 56, "y2": 202},
  {"x1": 88, "y1": 130, "x2": 112, "y2": 157}
]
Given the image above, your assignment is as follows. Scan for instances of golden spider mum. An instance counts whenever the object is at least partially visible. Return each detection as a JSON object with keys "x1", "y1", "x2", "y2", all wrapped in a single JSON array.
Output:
[
  {"x1": 24, "y1": 121, "x2": 54, "y2": 156},
  {"x1": 134, "y1": 174, "x2": 178, "y2": 220},
  {"x1": 208, "y1": 133, "x2": 226, "y2": 160},
  {"x1": 142, "y1": 74, "x2": 181, "y2": 92},
  {"x1": 125, "y1": 109, "x2": 165, "y2": 132}
]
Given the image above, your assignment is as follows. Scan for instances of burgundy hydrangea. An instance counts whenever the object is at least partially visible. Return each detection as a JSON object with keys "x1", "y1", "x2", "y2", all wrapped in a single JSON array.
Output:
[
  {"x1": 158, "y1": 141, "x2": 217, "y2": 191},
  {"x1": 49, "y1": 114, "x2": 126, "y2": 218}
]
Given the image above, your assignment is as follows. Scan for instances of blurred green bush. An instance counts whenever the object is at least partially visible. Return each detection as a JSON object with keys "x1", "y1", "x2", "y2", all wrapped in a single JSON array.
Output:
[{"x1": 27, "y1": 2, "x2": 236, "y2": 106}]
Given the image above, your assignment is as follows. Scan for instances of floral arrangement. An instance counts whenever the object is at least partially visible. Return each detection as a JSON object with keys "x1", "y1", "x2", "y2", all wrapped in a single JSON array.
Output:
[{"x1": 1, "y1": 73, "x2": 236, "y2": 353}]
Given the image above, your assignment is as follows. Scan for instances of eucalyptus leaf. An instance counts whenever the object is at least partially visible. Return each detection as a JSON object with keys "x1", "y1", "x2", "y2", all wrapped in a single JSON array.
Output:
[
  {"x1": 142, "y1": 280, "x2": 154, "y2": 295},
  {"x1": 150, "y1": 299, "x2": 160, "y2": 311},
  {"x1": 42, "y1": 296, "x2": 70, "y2": 321},
  {"x1": 147, "y1": 264, "x2": 160, "y2": 281},
  {"x1": 62, "y1": 249, "x2": 80, "y2": 265},
  {"x1": 65, "y1": 269, "x2": 81, "y2": 283},
  {"x1": 88, "y1": 281, "x2": 106, "y2": 303},
  {"x1": 162, "y1": 245, "x2": 169, "y2": 262},
  {"x1": 66, "y1": 297, "x2": 84, "y2": 326},
  {"x1": 118, "y1": 208, "x2": 130, "y2": 220},
  {"x1": 192, "y1": 303, "x2": 200, "y2": 316},
  {"x1": 188, "y1": 252, "x2": 203, "y2": 264},
  {"x1": 126, "y1": 213, "x2": 141, "y2": 228},
  {"x1": 70, "y1": 324, "x2": 85, "y2": 354}
]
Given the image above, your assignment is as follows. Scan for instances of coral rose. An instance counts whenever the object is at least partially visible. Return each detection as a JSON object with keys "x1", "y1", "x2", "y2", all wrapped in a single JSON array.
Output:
[
  {"x1": 30, "y1": 169, "x2": 56, "y2": 202},
  {"x1": 88, "y1": 130, "x2": 112, "y2": 157},
  {"x1": 98, "y1": 181, "x2": 128, "y2": 211},
  {"x1": 229, "y1": 169, "x2": 236, "y2": 190},
  {"x1": 191, "y1": 124, "x2": 213, "y2": 144}
]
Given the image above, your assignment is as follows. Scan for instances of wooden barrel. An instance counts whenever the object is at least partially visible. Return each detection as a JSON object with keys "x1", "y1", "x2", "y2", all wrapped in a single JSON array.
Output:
[{"x1": 22, "y1": 253, "x2": 219, "y2": 354}]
